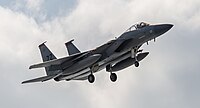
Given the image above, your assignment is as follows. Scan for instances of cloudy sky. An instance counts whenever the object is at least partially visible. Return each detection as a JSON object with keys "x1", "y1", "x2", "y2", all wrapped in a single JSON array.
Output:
[{"x1": 0, "y1": 0, "x2": 200, "y2": 108}]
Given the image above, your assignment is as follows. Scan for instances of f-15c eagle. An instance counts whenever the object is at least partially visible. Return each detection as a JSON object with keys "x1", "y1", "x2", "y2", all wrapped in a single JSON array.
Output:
[{"x1": 22, "y1": 22, "x2": 173, "y2": 84}]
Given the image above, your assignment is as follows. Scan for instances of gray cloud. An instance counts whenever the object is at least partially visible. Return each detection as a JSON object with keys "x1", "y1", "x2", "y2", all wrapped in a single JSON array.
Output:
[{"x1": 0, "y1": 0, "x2": 199, "y2": 108}]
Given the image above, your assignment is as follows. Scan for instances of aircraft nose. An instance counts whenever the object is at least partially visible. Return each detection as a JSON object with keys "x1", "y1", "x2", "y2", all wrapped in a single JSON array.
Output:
[{"x1": 154, "y1": 24, "x2": 173, "y2": 36}]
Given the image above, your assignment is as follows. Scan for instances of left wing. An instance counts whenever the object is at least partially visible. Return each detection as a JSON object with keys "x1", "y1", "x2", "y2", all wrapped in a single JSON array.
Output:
[
  {"x1": 29, "y1": 52, "x2": 88, "y2": 69},
  {"x1": 22, "y1": 73, "x2": 62, "y2": 84}
]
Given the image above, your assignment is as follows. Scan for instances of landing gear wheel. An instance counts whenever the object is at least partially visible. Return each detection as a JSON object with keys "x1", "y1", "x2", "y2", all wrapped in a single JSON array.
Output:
[
  {"x1": 135, "y1": 61, "x2": 139, "y2": 67},
  {"x1": 88, "y1": 74, "x2": 95, "y2": 83},
  {"x1": 110, "y1": 73, "x2": 117, "y2": 82}
]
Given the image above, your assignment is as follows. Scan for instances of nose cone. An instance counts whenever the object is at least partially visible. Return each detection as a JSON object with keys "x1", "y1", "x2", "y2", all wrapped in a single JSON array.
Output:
[{"x1": 154, "y1": 24, "x2": 173, "y2": 36}]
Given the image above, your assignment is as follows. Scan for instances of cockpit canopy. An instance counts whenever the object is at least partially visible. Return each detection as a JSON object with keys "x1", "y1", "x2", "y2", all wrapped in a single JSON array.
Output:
[{"x1": 126, "y1": 22, "x2": 150, "y2": 32}]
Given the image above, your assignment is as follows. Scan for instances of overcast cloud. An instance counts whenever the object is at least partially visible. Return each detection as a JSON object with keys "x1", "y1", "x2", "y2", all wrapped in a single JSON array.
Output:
[{"x1": 0, "y1": 0, "x2": 200, "y2": 108}]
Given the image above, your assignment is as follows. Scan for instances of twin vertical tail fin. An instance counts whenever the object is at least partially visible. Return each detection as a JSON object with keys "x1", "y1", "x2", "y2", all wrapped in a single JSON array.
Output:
[
  {"x1": 39, "y1": 42, "x2": 57, "y2": 75},
  {"x1": 65, "y1": 39, "x2": 80, "y2": 55},
  {"x1": 38, "y1": 40, "x2": 80, "y2": 75}
]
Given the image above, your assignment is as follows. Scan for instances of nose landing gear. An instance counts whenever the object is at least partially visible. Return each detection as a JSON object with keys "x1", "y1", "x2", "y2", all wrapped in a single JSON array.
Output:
[
  {"x1": 88, "y1": 64, "x2": 99, "y2": 83},
  {"x1": 131, "y1": 47, "x2": 140, "y2": 67},
  {"x1": 106, "y1": 64, "x2": 117, "y2": 82}
]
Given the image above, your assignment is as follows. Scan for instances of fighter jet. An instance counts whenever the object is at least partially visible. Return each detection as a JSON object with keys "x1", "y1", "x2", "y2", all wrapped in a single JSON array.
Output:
[{"x1": 22, "y1": 22, "x2": 173, "y2": 84}]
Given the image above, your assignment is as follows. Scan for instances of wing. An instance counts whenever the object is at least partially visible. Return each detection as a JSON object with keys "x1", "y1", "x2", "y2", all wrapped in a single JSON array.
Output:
[
  {"x1": 92, "y1": 38, "x2": 127, "y2": 55},
  {"x1": 104, "y1": 38, "x2": 140, "y2": 55},
  {"x1": 29, "y1": 52, "x2": 88, "y2": 69},
  {"x1": 22, "y1": 73, "x2": 62, "y2": 84},
  {"x1": 105, "y1": 38, "x2": 126, "y2": 55}
]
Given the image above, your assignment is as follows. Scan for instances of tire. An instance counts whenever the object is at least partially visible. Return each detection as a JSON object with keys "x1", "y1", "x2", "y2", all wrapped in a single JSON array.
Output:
[
  {"x1": 88, "y1": 74, "x2": 95, "y2": 83},
  {"x1": 135, "y1": 61, "x2": 139, "y2": 67},
  {"x1": 110, "y1": 73, "x2": 117, "y2": 82}
]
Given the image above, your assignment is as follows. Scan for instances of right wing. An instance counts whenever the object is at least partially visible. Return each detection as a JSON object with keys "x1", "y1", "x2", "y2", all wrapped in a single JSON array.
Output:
[
  {"x1": 29, "y1": 52, "x2": 88, "y2": 69},
  {"x1": 105, "y1": 39, "x2": 124, "y2": 55},
  {"x1": 22, "y1": 73, "x2": 62, "y2": 84},
  {"x1": 108, "y1": 38, "x2": 143, "y2": 53}
]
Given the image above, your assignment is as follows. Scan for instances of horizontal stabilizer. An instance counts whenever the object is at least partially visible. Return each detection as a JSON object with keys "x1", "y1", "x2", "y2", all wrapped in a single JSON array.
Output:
[
  {"x1": 29, "y1": 57, "x2": 68, "y2": 69},
  {"x1": 22, "y1": 73, "x2": 61, "y2": 84}
]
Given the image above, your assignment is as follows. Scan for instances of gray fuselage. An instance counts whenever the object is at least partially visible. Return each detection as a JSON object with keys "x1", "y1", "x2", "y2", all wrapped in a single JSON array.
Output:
[{"x1": 57, "y1": 23, "x2": 173, "y2": 81}]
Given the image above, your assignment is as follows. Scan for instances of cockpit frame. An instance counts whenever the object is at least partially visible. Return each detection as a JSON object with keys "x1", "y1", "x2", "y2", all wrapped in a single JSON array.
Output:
[{"x1": 125, "y1": 22, "x2": 150, "y2": 32}]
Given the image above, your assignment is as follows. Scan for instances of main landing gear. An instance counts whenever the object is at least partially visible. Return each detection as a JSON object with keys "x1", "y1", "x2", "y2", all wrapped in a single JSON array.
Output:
[
  {"x1": 110, "y1": 72, "x2": 117, "y2": 82},
  {"x1": 106, "y1": 64, "x2": 117, "y2": 82},
  {"x1": 88, "y1": 64, "x2": 99, "y2": 83},
  {"x1": 88, "y1": 74, "x2": 95, "y2": 83},
  {"x1": 88, "y1": 72, "x2": 117, "y2": 83},
  {"x1": 134, "y1": 61, "x2": 139, "y2": 67}
]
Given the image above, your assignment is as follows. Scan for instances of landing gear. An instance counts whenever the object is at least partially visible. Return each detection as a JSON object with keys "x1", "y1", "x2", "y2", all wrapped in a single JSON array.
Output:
[
  {"x1": 106, "y1": 64, "x2": 117, "y2": 82},
  {"x1": 88, "y1": 74, "x2": 95, "y2": 83},
  {"x1": 131, "y1": 47, "x2": 140, "y2": 67},
  {"x1": 88, "y1": 64, "x2": 99, "y2": 83},
  {"x1": 110, "y1": 73, "x2": 117, "y2": 82},
  {"x1": 134, "y1": 61, "x2": 139, "y2": 67}
]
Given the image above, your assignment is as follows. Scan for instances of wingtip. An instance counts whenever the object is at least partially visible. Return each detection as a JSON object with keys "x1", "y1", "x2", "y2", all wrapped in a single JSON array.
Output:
[
  {"x1": 21, "y1": 81, "x2": 27, "y2": 84},
  {"x1": 29, "y1": 66, "x2": 32, "y2": 69},
  {"x1": 21, "y1": 81, "x2": 32, "y2": 84},
  {"x1": 29, "y1": 65, "x2": 34, "y2": 69},
  {"x1": 29, "y1": 65, "x2": 37, "y2": 69}
]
